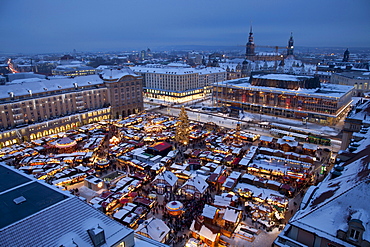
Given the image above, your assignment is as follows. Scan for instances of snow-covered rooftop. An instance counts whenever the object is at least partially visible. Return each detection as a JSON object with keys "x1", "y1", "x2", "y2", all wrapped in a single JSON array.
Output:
[
  {"x1": 217, "y1": 76, "x2": 353, "y2": 99},
  {"x1": 201, "y1": 204, "x2": 218, "y2": 219},
  {"x1": 135, "y1": 217, "x2": 170, "y2": 243},
  {"x1": 279, "y1": 114, "x2": 370, "y2": 246},
  {"x1": 253, "y1": 73, "x2": 313, "y2": 82},
  {"x1": 182, "y1": 175, "x2": 208, "y2": 194},
  {"x1": 100, "y1": 67, "x2": 140, "y2": 80},
  {"x1": 0, "y1": 163, "x2": 134, "y2": 246},
  {"x1": 223, "y1": 208, "x2": 240, "y2": 223},
  {"x1": 153, "y1": 170, "x2": 178, "y2": 187},
  {"x1": 0, "y1": 74, "x2": 102, "y2": 99},
  {"x1": 131, "y1": 65, "x2": 225, "y2": 75}
]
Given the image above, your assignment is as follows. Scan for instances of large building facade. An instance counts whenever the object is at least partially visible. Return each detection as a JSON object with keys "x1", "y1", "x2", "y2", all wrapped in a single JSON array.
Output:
[
  {"x1": 101, "y1": 68, "x2": 143, "y2": 118},
  {"x1": 0, "y1": 68, "x2": 143, "y2": 147},
  {"x1": 331, "y1": 71, "x2": 370, "y2": 97},
  {"x1": 131, "y1": 65, "x2": 226, "y2": 103},
  {"x1": 213, "y1": 73, "x2": 353, "y2": 125}
]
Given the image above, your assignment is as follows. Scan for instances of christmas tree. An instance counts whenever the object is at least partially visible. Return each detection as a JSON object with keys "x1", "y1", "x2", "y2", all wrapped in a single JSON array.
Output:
[{"x1": 175, "y1": 106, "x2": 190, "y2": 146}]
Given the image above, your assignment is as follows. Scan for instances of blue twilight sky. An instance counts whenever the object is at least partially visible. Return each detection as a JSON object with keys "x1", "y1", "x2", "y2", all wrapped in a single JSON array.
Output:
[{"x1": 1, "y1": 0, "x2": 369, "y2": 54}]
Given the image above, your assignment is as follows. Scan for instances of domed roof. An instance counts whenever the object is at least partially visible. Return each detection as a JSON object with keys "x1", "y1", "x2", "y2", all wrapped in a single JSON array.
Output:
[
  {"x1": 55, "y1": 137, "x2": 77, "y2": 149},
  {"x1": 166, "y1": 201, "x2": 184, "y2": 211}
]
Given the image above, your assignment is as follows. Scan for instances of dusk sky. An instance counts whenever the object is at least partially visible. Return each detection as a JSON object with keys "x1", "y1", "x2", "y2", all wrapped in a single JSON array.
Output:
[{"x1": 1, "y1": 0, "x2": 369, "y2": 54}]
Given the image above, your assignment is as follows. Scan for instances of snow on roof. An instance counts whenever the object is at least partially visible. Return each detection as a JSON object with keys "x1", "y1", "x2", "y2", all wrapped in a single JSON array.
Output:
[
  {"x1": 302, "y1": 143, "x2": 318, "y2": 150},
  {"x1": 213, "y1": 195, "x2": 232, "y2": 208},
  {"x1": 253, "y1": 73, "x2": 313, "y2": 82},
  {"x1": 182, "y1": 175, "x2": 208, "y2": 194},
  {"x1": 223, "y1": 208, "x2": 240, "y2": 223},
  {"x1": 334, "y1": 70, "x2": 370, "y2": 80},
  {"x1": 189, "y1": 221, "x2": 218, "y2": 242},
  {"x1": 153, "y1": 170, "x2": 178, "y2": 187},
  {"x1": 8, "y1": 78, "x2": 46, "y2": 84},
  {"x1": 223, "y1": 177, "x2": 237, "y2": 189},
  {"x1": 288, "y1": 134, "x2": 370, "y2": 244},
  {"x1": 201, "y1": 204, "x2": 218, "y2": 219},
  {"x1": 228, "y1": 171, "x2": 241, "y2": 180},
  {"x1": 113, "y1": 208, "x2": 131, "y2": 220},
  {"x1": 131, "y1": 65, "x2": 225, "y2": 75},
  {"x1": 135, "y1": 217, "x2": 170, "y2": 243},
  {"x1": 347, "y1": 99, "x2": 370, "y2": 121},
  {"x1": 234, "y1": 182, "x2": 282, "y2": 200},
  {"x1": 277, "y1": 137, "x2": 298, "y2": 147},
  {"x1": 100, "y1": 67, "x2": 139, "y2": 80},
  {"x1": 166, "y1": 62, "x2": 191, "y2": 68},
  {"x1": 218, "y1": 77, "x2": 353, "y2": 99},
  {"x1": 0, "y1": 164, "x2": 133, "y2": 246},
  {"x1": 0, "y1": 74, "x2": 102, "y2": 99},
  {"x1": 260, "y1": 135, "x2": 274, "y2": 142}
]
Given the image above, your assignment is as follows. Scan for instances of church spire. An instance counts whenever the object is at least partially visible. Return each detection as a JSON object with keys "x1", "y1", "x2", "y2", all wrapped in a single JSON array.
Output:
[
  {"x1": 246, "y1": 24, "x2": 255, "y2": 59},
  {"x1": 342, "y1": 48, "x2": 350, "y2": 62},
  {"x1": 287, "y1": 32, "x2": 294, "y2": 56}
]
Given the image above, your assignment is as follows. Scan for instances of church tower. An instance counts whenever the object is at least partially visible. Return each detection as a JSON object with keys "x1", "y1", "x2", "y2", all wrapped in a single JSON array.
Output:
[
  {"x1": 287, "y1": 32, "x2": 294, "y2": 57},
  {"x1": 342, "y1": 48, "x2": 350, "y2": 62},
  {"x1": 245, "y1": 25, "x2": 255, "y2": 60}
]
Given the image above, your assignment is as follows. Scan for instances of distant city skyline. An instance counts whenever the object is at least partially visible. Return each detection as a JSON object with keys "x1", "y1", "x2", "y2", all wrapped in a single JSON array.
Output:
[{"x1": 1, "y1": 0, "x2": 369, "y2": 54}]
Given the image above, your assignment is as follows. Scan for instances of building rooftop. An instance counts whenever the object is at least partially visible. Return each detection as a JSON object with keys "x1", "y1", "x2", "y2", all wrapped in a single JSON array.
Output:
[
  {"x1": 0, "y1": 74, "x2": 102, "y2": 99},
  {"x1": 275, "y1": 99, "x2": 370, "y2": 246},
  {"x1": 131, "y1": 65, "x2": 225, "y2": 75},
  {"x1": 334, "y1": 70, "x2": 370, "y2": 80},
  {"x1": 252, "y1": 73, "x2": 313, "y2": 82},
  {"x1": 288, "y1": 140, "x2": 370, "y2": 245},
  {"x1": 217, "y1": 76, "x2": 353, "y2": 99},
  {"x1": 0, "y1": 180, "x2": 68, "y2": 229},
  {"x1": 100, "y1": 67, "x2": 140, "y2": 81},
  {"x1": 0, "y1": 163, "x2": 134, "y2": 246},
  {"x1": 0, "y1": 165, "x2": 32, "y2": 193}
]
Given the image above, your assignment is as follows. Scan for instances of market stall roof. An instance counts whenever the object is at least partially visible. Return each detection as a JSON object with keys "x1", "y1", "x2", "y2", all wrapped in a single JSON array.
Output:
[
  {"x1": 190, "y1": 221, "x2": 218, "y2": 242},
  {"x1": 201, "y1": 204, "x2": 218, "y2": 219},
  {"x1": 166, "y1": 201, "x2": 184, "y2": 212},
  {"x1": 134, "y1": 197, "x2": 154, "y2": 207},
  {"x1": 113, "y1": 208, "x2": 131, "y2": 220},
  {"x1": 153, "y1": 170, "x2": 178, "y2": 187},
  {"x1": 182, "y1": 175, "x2": 208, "y2": 194},
  {"x1": 260, "y1": 135, "x2": 274, "y2": 142},
  {"x1": 148, "y1": 142, "x2": 172, "y2": 152},
  {"x1": 223, "y1": 208, "x2": 240, "y2": 223},
  {"x1": 223, "y1": 178, "x2": 237, "y2": 189},
  {"x1": 302, "y1": 143, "x2": 318, "y2": 150},
  {"x1": 213, "y1": 195, "x2": 232, "y2": 208},
  {"x1": 135, "y1": 217, "x2": 170, "y2": 243},
  {"x1": 54, "y1": 137, "x2": 77, "y2": 149},
  {"x1": 217, "y1": 175, "x2": 227, "y2": 184},
  {"x1": 207, "y1": 173, "x2": 218, "y2": 183}
]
